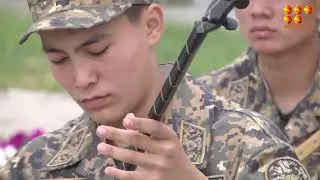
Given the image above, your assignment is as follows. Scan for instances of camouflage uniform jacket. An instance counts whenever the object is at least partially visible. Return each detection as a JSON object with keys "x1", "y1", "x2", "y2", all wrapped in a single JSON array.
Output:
[
  {"x1": 197, "y1": 48, "x2": 320, "y2": 179},
  {"x1": 0, "y1": 67, "x2": 310, "y2": 180}
]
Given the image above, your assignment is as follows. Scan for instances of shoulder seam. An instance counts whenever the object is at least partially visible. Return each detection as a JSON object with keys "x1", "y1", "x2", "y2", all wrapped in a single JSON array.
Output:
[{"x1": 223, "y1": 109, "x2": 280, "y2": 144}]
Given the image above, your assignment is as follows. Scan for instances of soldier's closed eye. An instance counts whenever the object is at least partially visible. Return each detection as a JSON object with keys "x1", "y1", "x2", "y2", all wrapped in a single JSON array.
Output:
[
  {"x1": 44, "y1": 50, "x2": 68, "y2": 65},
  {"x1": 87, "y1": 45, "x2": 110, "y2": 57},
  {"x1": 48, "y1": 54, "x2": 68, "y2": 65},
  {"x1": 51, "y1": 57, "x2": 68, "y2": 65}
]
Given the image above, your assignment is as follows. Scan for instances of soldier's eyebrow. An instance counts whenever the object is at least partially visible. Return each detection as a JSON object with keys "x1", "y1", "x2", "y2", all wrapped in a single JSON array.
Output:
[
  {"x1": 74, "y1": 33, "x2": 111, "y2": 52},
  {"x1": 42, "y1": 46, "x2": 64, "y2": 53},
  {"x1": 42, "y1": 33, "x2": 111, "y2": 53}
]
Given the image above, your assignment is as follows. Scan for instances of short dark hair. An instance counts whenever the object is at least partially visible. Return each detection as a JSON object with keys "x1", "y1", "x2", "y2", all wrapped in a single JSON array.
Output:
[{"x1": 125, "y1": 4, "x2": 149, "y2": 23}]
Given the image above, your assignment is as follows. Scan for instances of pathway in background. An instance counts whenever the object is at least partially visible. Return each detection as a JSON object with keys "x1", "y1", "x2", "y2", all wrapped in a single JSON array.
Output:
[
  {"x1": 0, "y1": 89, "x2": 83, "y2": 137},
  {"x1": 164, "y1": 0, "x2": 237, "y2": 23}
]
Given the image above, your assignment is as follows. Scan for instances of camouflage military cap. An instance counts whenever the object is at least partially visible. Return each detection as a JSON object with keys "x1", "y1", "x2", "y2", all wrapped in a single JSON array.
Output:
[{"x1": 20, "y1": 0, "x2": 159, "y2": 44}]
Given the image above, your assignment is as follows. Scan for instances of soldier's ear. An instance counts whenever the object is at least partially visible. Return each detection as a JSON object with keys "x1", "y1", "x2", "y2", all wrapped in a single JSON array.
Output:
[{"x1": 143, "y1": 4, "x2": 164, "y2": 47}]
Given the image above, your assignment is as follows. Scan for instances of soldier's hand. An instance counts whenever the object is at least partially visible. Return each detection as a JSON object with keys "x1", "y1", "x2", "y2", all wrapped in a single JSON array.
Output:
[{"x1": 96, "y1": 113, "x2": 207, "y2": 180}]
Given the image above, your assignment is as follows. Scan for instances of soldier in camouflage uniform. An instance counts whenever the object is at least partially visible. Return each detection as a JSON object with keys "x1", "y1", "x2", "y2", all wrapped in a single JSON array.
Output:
[
  {"x1": 197, "y1": 0, "x2": 320, "y2": 179},
  {"x1": 0, "y1": 0, "x2": 311, "y2": 179}
]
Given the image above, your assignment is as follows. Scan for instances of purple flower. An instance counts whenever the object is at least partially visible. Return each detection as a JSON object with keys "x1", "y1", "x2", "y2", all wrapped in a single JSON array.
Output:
[
  {"x1": 8, "y1": 131, "x2": 28, "y2": 149},
  {"x1": 0, "y1": 140, "x2": 8, "y2": 149},
  {"x1": 28, "y1": 129, "x2": 44, "y2": 140},
  {"x1": 1, "y1": 129, "x2": 46, "y2": 150}
]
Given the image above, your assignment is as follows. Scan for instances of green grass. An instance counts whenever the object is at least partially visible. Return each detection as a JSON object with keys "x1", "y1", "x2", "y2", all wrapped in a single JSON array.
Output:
[{"x1": 0, "y1": 7, "x2": 247, "y2": 91}]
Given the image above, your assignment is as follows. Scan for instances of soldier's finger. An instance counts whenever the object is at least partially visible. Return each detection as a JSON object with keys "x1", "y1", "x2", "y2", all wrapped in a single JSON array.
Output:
[
  {"x1": 96, "y1": 126, "x2": 162, "y2": 153},
  {"x1": 123, "y1": 113, "x2": 178, "y2": 141},
  {"x1": 97, "y1": 143, "x2": 156, "y2": 168}
]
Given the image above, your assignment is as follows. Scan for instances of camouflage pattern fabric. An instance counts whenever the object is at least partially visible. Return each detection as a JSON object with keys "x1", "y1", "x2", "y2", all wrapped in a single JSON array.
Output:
[
  {"x1": 20, "y1": 0, "x2": 159, "y2": 44},
  {"x1": 0, "y1": 65, "x2": 310, "y2": 180},
  {"x1": 197, "y1": 48, "x2": 320, "y2": 179}
]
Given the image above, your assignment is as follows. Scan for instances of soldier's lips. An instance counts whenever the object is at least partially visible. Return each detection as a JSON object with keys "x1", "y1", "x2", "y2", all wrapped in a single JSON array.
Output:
[
  {"x1": 250, "y1": 26, "x2": 276, "y2": 38},
  {"x1": 80, "y1": 95, "x2": 111, "y2": 110}
]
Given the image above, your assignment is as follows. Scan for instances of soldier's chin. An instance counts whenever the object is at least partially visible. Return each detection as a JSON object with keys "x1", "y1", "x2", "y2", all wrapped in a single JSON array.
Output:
[
  {"x1": 87, "y1": 108, "x2": 124, "y2": 126},
  {"x1": 251, "y1": 42, "x2": 284, "y2": 55}
]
